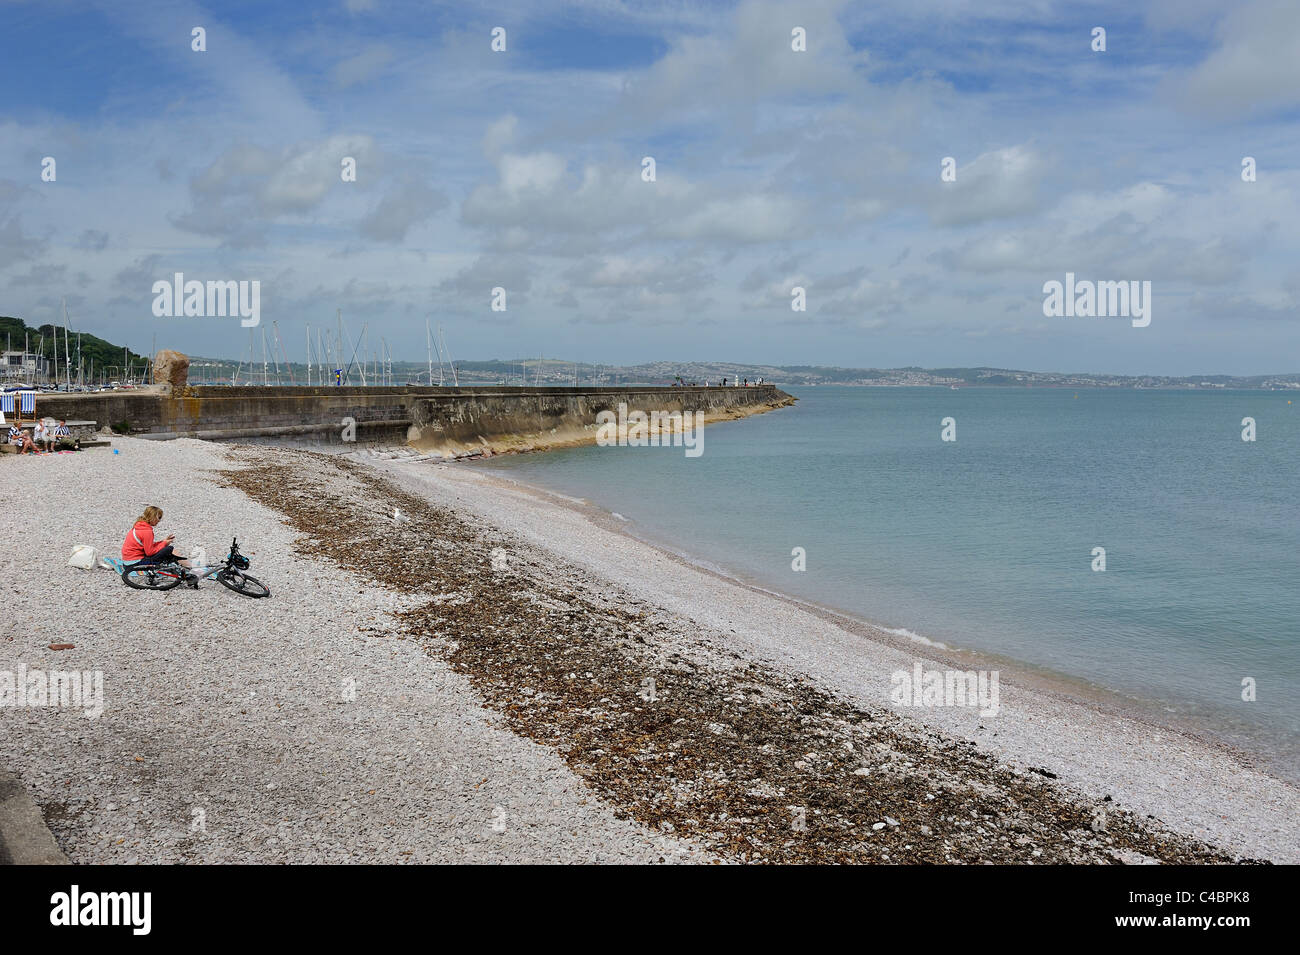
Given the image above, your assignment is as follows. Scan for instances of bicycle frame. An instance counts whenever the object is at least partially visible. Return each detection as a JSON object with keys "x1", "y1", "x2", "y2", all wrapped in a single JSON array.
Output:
[
  {"x1": 130, "y1": 548, "x2": 238, "y2": 580},
  {"x1": 119, "y1": 537, "x2": 264, "y2": 595}
]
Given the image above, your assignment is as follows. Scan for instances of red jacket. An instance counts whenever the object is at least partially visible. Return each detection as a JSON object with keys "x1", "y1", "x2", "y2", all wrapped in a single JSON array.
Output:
[{"x1": 122, "y1": 520, "x2": 166, "y2": 561}]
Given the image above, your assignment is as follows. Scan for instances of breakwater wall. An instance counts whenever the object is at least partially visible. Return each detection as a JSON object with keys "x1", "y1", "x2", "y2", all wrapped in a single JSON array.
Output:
[{"x1": 36, "y1": 385, "x2": 795, "y2": 456}]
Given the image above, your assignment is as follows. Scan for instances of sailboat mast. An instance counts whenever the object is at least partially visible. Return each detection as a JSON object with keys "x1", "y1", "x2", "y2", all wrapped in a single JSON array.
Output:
[
  {"x1": 336, "y1": 309, "x2": 344, "y2": 379},
  {"x1": 425, "y1": 320, "x2": 433, "y2": 386},
  {"x1": 439, "y1": 326, "x2": 457, "y2": 385},
  {"x1": 62, "y1": 298, "x2": 72, "y2": 390},
  {"x1": 272, "y1": 322, "x2": 294, "y2": 385},
  {"x1": 436, "y1": 325, "x2": 445, "y2": 385},
  {"x1": 360, "y1": 326, "x2": 368, "y2": 386}
]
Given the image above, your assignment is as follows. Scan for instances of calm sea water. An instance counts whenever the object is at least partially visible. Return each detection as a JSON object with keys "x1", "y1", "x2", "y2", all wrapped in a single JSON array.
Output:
[{"x1": 478, "y1": 387, "x2": 1300, "y2": 779}]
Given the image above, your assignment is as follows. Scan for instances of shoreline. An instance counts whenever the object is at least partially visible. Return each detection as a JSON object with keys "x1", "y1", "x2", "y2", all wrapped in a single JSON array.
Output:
[
  {"x1": 466, "y1": 441, "x2": 1298, "y2": 789},
  {"x1": 572, "y1": 484, "x2": 1286, "y2": 782},
  {"x1": 369, "y1": 450, "x2": 1298, "y2": 862},
  {"x1": 4, "y1": 436, "x2": 1295, "y2": 862}
]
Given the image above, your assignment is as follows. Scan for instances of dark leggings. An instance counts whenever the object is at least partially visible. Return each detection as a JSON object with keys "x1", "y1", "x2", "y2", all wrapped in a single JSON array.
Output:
[{"x1": 135, "y1": 545, "x2": 178, "y2": 566}]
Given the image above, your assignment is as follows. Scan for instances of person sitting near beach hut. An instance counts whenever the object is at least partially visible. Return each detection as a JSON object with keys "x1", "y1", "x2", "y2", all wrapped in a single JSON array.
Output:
[
  {"x1": 31, "y1": 420, "x2": 50, "y2": 450},
  {"x1": 51, "y1": 420, "x2": 79, "y2": 451},
  {"x1": 123, "y1": 506, "x2": 196, "y2": 580}
]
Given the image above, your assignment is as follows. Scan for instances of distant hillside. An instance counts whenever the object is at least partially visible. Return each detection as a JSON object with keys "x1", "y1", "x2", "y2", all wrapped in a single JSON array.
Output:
[
  {"x1": 181, "y1": 352, "x2": 1300, "y2": 390},
  {"x1": 0, "y1": 315, "x2": 147, "y2": 378}
]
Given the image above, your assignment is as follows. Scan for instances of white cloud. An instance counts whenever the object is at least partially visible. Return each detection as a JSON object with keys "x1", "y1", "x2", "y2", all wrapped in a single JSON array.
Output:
[
  {"x1": 359, "y1": 179, "x2": 449, "y2": 242},
  {"x1": 929, "y1": 146, "x2": 1042, "y2": 226},
  {"x1": 658, "y1": 193, "x2": 808, "y2": 243},
  {"x1": 1178, "y1": 0, "x2": 1300, "y2": 115},
  {"x1": 174, "y1": 135, "x2": 377, "y2": 244},
  {"x1": 332, "y1": 44, "x2": 394, "y2": 90}
]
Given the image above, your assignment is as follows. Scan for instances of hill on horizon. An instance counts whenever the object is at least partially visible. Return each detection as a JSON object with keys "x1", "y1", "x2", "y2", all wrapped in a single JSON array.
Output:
[{"x1": 1, "y1": 315, "x2": 148, "y2": 379}]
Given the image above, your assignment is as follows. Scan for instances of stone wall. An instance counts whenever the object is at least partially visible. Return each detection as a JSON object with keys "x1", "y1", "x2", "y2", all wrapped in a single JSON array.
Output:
[{"x1": 35, "y1": 385, "x2": 795, "y2": 453}]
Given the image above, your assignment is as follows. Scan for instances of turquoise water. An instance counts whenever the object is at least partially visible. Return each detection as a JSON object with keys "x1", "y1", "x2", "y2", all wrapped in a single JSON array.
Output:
[{"x1": 478, "y1": 387, "x2": 1300, "y2": 779}]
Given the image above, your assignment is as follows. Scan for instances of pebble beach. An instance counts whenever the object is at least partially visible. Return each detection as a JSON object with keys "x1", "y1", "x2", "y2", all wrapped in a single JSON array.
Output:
[{"x1": 2, "y1": 436, "x2": 1296, "y2": 864}]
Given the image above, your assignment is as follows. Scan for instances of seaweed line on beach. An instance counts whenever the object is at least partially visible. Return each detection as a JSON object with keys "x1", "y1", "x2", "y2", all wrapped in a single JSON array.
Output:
[{"x1": 214, "y1": 446, "x2": 1261, "y2": 865}]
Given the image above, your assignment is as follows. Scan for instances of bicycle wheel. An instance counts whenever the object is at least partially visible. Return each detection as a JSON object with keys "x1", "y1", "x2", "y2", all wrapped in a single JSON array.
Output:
[
  {"x1": 215, "y1": 568, "x2": 271, "y2": 598},
  {"x1": 122, "y1": 564, "x2": 184, "y2": 591}
]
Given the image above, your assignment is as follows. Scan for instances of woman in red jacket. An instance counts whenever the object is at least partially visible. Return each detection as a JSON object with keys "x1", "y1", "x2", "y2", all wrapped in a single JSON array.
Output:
[{"x1": 122, "y1": 505, "x2": 194, "y2": 574}]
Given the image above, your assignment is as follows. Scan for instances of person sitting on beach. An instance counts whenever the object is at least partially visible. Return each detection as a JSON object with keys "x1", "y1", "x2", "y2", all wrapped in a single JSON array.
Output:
[
  {"x1": 7, "y1": 424, "x2": 36, "y2": 454},
  {"x1": 122, "y1": 506, "x2": 195, "y2": 577},
  {"x1": 31, "y1": 421, "x2": 50, "y2": 450},
  {"x1": 51, "y1": 420, "x2": 78, "y2": 451}
]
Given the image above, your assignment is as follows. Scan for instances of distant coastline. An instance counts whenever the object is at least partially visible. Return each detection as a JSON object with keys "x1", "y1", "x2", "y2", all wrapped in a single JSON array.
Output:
[
  {"x1": 171, "y1": 360, "x2": 1300, "y2": 391},
  {"x1": 4, "y1": 313, "x2": 1295, "y2": 390}
]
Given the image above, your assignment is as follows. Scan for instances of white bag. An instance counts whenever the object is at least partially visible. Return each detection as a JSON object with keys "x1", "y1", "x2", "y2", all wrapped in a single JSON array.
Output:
[{"x1": 68, "y1": 545, "x2": 97, "y2": 569}]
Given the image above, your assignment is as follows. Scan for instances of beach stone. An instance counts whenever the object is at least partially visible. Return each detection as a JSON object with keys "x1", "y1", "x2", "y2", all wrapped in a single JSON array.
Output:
[{"x1": 154, "y1": 349, "x2": 190, "y2": 392}]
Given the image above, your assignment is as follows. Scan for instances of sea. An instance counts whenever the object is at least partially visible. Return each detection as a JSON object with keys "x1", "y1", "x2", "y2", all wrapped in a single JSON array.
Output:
[{"x1": 478, "y1": 386, "x2": 1300, "y2": 781}]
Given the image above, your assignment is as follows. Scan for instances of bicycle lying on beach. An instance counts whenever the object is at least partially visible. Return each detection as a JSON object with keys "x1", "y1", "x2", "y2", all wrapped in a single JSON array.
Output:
[{"x1": 119, "y1": 537, "x2": 271, "y2": 598}]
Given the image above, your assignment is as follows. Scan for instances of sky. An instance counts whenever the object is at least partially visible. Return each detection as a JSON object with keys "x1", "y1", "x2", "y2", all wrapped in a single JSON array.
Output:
[{"x1": 2, "y1": 0, "x2": 1299, "y2": 376}]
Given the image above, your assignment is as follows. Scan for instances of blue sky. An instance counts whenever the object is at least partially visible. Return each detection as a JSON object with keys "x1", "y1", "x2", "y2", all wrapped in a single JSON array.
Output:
[{"x1": 3, "y1": 0, "x2": 1299, "y2": 375}]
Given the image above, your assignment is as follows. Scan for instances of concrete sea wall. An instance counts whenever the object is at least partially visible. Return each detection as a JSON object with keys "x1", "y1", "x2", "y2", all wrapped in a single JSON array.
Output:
[{"x1": 35, "y1": 385, "x2": 795, "y2": 456}]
